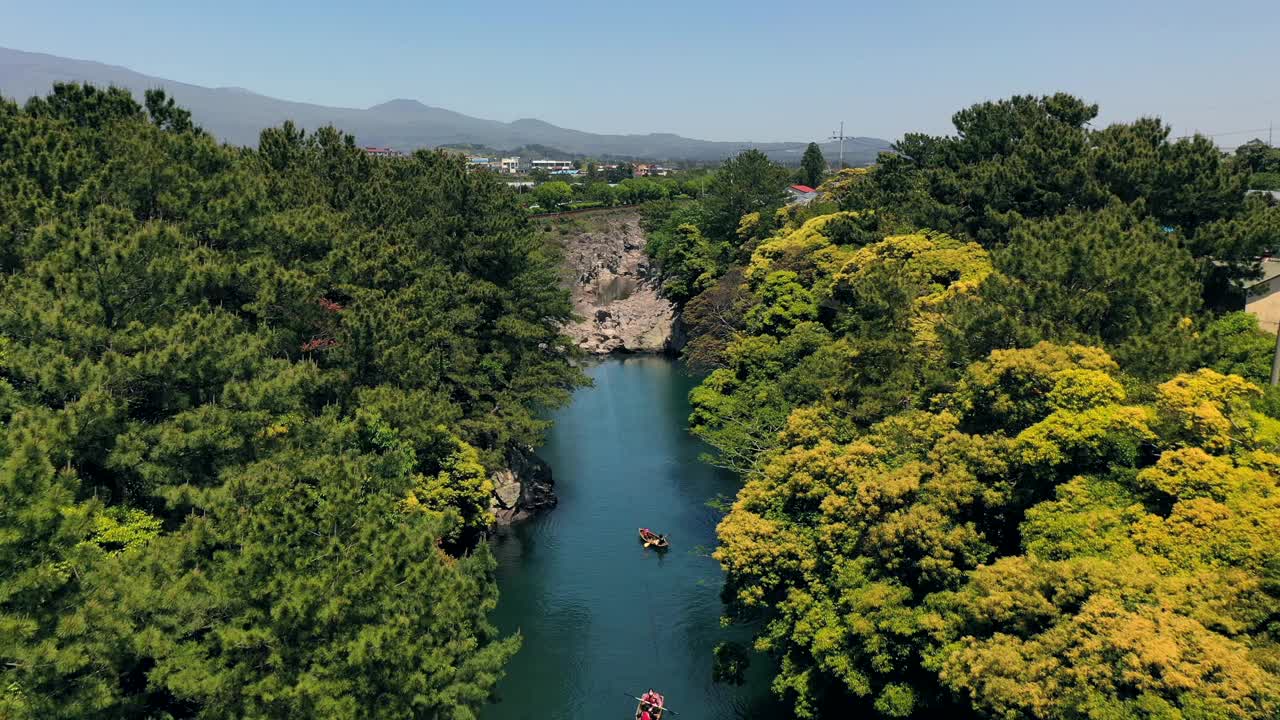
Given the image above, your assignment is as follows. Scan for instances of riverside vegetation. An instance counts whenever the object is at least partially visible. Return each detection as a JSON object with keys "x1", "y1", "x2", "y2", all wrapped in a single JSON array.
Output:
[
  {"x1": 644, "y1": 95, "x2": 1280, "y2": 718},
  {"x1": 0, "y1": 84, "x2": 585, "y2": 719},
  {"x1": 5, "y1": 84, "x2": 1280, "y2": 720}
]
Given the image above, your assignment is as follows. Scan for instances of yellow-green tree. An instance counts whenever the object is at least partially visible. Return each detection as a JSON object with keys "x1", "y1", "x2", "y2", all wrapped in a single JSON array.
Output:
[
  {"x1": 716, "y1": 344, "x2": 1280, "y2": 717},
  {"x1": 690, "y1": 215, "x2": 993, "y2": 471}
]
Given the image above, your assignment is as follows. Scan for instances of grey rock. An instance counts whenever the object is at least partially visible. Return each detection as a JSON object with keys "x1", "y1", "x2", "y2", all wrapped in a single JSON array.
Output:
[
  {"x1": 490, "y1": 446, "x2": 556, "y2": 524},
  {"x1": 559, "y1": 210, "x2": 681, "y2": 355}
]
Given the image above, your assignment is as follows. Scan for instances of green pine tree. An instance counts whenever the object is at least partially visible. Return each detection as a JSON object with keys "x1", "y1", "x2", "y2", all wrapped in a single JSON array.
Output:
[{"x1": 798, "y1": 141, "x2": 826, "y2": 188}]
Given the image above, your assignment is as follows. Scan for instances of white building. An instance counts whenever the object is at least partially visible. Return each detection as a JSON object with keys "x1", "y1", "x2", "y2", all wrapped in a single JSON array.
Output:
[
  {"x1": 500, "y1": 156, "x2": 522, "y2": 174},
  {"x1": 531, "y1": 159, "x2": 574, "y2": 173}
]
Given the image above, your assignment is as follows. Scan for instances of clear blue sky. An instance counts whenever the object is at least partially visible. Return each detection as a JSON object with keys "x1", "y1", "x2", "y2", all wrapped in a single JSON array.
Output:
[{"x1": 3, "y1": 0, "x2": 1278, "y2": 145}]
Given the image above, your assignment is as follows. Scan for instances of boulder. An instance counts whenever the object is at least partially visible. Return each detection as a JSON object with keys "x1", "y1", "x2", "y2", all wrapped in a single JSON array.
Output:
[{"x1": 489, "y1": 445, "x2": 556, "y2": 524}]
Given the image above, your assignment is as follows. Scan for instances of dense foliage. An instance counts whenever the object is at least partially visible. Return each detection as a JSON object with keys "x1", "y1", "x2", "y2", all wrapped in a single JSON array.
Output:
[
  {"x1": 717, "y1": 347, "x2": 1280, "y2": 718},
  {"x1": 523, "y1": 174, "x2": 709, "y2": 214},
  {"x1": 660, "y1": 95, "x2": 1280, "y2": 718},
  {"x1": 798, "y1": 142, "x2": 827, "y2": 189},
  {"x1": 1236, "y1": 139, "x2": 1280, "y2": 190},
  {"x1": 0, "y1": 84, "x2": 583, "y2": 719},
  {"x1": 835, "y1": 94, "x2": 1280, "y2": 310},
  {"x1": 641, "y1": 149, "x2": 795, "y2": 312}
]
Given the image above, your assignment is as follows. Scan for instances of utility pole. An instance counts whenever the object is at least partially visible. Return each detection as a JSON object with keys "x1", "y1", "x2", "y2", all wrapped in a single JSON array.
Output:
[
  {"x1": 829, "y1": 121, "x2": 846, "y2": 171},
  {"x1": 1268, "y1": 125, "x2": 1277, "y2": 385}
]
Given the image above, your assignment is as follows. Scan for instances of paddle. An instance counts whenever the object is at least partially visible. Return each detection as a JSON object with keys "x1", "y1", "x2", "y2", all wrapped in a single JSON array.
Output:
[{"x1": 623, "y1": 692, "x2": 680, "y2": 716}]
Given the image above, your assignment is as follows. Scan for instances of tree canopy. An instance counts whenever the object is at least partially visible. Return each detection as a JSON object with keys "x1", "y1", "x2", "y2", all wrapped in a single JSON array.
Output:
[
  {"x1": 799, "y1": 142, "x2": 827, "y2": 189},
  {"x1": 717, "y1": 347, "x2": 1280, "y2": 718},
  {"x1": 1235, "y1": 139, "x2": 1280, "y2": 190},
  {"x1": 701, "y1": 149, "x2": 793, "y2": 243},
  {"x1": 0, "y1": 83, "x2": 582, "y2": 719},
  {"x1": 654, "y1": 92, "x2": 1280, "y2": 719},
  {"x1": 831, "y1": 94, "x2": 1280, "y2": 309}
]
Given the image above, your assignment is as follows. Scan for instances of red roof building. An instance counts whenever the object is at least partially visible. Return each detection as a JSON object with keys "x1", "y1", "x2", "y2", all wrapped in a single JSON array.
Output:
[{"x1": 787, "y1": 184, "x2": 818, "y2": 205}]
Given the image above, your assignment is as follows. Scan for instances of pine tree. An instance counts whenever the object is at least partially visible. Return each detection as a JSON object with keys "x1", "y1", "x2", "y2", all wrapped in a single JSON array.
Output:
[
  {"x1": 798, "y1": 141, "x2": 826, "y2": 188},
  {"x1": 702, "y1": 149, "x2": 791, "y2": 242},
  {"x1": 0, "y1": 83, "x2": 581, "y2": 718}
]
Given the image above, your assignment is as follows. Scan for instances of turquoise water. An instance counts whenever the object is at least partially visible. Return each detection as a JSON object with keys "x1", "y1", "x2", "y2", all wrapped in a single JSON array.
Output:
[{"x1": 485, "y1": 357, "x2": 780, "y2": 720}]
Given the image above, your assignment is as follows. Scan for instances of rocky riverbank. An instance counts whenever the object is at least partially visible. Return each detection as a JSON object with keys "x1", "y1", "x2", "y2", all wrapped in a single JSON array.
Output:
[
  {"x1": 490, "y1": 445, "x2": 556, "y2": 524},
  {"x1": 551, "y1": 210, "x2": 682, "y2": 355}
]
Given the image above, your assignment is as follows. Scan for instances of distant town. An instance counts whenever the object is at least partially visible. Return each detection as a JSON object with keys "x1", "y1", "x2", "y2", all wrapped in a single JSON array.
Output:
[{"x1": 361, "y1": 146, "x2": 677, "y2": 178}]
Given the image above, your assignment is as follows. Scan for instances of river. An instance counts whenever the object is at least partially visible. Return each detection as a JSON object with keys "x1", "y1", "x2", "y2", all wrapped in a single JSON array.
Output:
[{"x1": 485, "y1": 356, "x2": 781, "y2": 720}]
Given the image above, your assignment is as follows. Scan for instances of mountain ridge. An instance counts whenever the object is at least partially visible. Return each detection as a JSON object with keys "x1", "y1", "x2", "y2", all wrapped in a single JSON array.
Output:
[{"x1": 0, "y1": 46, "x2": 893, "y2": 163}]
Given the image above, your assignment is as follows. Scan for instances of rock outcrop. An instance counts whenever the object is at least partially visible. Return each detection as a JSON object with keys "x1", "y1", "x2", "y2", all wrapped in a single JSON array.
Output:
[
  {"x1": 558, "y1": 211, "x2": 681, "y2": 355},
  {"x1": 490, "y1": 446, "x2": 556, "y2": 524}
]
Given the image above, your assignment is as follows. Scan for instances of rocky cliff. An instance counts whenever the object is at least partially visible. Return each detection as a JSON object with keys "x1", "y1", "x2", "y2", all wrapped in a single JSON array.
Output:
[
  {"x1": 553, "y1": 211, "x2": 682, "y2": 355},
  {"x1": 490, "y1": 445, "x2": 556, "y2": 524}
]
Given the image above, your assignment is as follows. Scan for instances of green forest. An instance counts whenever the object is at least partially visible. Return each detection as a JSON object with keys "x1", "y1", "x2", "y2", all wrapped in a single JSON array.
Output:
[
  {"x1": 5, "y1": 83, "x2": 1280, "y2": 720},
  {"x1": 645, "y1": 95, "x2": 1280, "y2": 717},
  {"x1": 0, "y1": 84, "x2": 584, "y2": 719}
]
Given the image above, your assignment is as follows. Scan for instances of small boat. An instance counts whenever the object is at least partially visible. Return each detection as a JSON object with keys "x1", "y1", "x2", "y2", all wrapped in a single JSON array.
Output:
[
  {"x1": 638, "y1": 528, "x2": 670, "y2": 549},
  {"x1": 635, "y1": 691, "x2": 668, "y2": 719}
]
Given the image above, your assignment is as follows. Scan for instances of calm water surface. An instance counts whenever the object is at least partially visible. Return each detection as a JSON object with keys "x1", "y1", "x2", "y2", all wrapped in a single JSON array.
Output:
[{"x1": 486, "y1": 357, "x2": 780, "y2": 720}]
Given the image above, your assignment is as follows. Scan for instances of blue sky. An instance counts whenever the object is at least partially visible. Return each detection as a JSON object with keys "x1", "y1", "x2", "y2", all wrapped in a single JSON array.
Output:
[{"x1": 2, "y1": 0, "x2": 1277, "y2": 145}]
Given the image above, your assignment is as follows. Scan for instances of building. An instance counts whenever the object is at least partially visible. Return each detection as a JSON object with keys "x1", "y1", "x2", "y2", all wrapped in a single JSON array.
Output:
[
  {"x1": 364, "y1": 146, "x2": 404, "y2": 158},
  {"x1": 500, "y1": 156, "x2": 522, "y2": 174},
  {"x1": 633, "y1": 163, "x2": 672, "y2": 177},
  {"x1": 468, "y1": 156, "x2": 497, "y2": 171},
  {"x1": 531, "y1": 159, "x2": 574, "y2": 173},
  {"x1": 787, "y1": 184, "x2": 817, "y2": 204},
  {"x1": 1245, "y1": 258, "x2": 1280, "y2": 335}
]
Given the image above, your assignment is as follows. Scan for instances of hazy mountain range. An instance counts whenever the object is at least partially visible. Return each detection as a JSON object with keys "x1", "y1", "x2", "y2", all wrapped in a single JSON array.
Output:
[{"x1": 0, "y1": 47, "x2": 892, "y2": 164}]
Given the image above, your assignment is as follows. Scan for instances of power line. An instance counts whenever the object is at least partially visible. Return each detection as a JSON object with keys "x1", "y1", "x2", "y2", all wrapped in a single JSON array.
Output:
[
  {"x1": 1179, "y1": 126, "x2": 1273, "y2": 140},
  {"x1": 1175, "y1": 122, "x2": 1276, "y2": 152}
]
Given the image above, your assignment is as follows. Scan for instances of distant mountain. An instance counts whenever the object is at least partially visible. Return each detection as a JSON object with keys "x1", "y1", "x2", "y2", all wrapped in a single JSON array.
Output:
[{"x1": 0, "y1": 47, "x2": 892, "y2": 164}]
